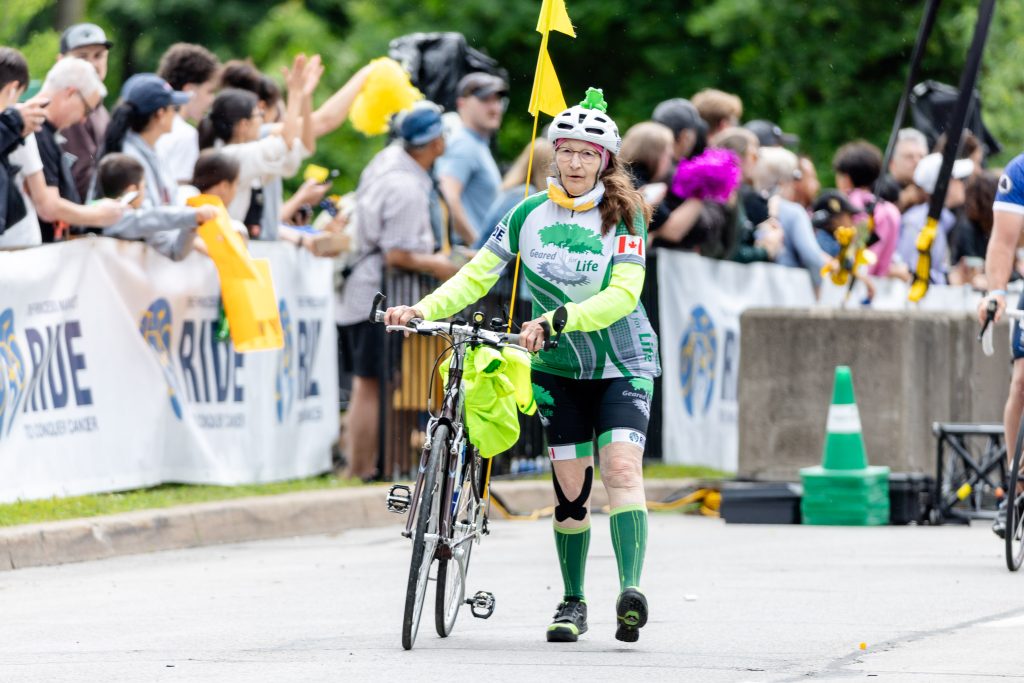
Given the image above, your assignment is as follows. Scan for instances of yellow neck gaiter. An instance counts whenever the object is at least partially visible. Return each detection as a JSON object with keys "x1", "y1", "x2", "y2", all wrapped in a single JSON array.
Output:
[{"x1": 547, "y1": 177, "x2": 605, "y2": 212}]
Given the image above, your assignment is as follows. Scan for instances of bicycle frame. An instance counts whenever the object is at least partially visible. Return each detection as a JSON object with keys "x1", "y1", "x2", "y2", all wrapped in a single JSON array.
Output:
[{"x1": 401, "y1": 329, "x2": 472, "y2": 553}]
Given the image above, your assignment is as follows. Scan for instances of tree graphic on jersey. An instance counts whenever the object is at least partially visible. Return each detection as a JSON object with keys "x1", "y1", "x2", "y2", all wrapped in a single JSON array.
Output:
[
  {"x1": 629, "y1": 377, "x2": 653, "y2": 398},
  {"x1": 537, "y1": 223, "x2": 602, "y2": 285},
  {"x1": 532, "y1": 383, "x2": 555, "y2": 417}
]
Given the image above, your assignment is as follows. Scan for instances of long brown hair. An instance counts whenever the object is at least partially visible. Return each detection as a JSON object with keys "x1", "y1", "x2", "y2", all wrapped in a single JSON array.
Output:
[{"x1": 598, "y1": 154, "x2": 652, "y2": 234}]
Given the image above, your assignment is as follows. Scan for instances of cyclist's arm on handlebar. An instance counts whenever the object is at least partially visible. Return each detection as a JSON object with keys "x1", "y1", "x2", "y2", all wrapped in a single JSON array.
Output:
[
  {"x1": 984, "y1": 210, "x2": 1024, "y2": 295},
  {"x1": 415, "y1": 248, "x2": 506, "y2": 320},
  {"x1": 542, "y1": 262, "x2": 645, "y2": 333}
]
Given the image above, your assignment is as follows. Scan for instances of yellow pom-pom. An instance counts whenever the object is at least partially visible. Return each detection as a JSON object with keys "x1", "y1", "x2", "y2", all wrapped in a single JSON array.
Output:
[
  {"x1": 859, "y1": 642, "x2": 867, "y2": 650},
  {"x1": 349, "y1": 57, "x2": 424, "y2": 136}
]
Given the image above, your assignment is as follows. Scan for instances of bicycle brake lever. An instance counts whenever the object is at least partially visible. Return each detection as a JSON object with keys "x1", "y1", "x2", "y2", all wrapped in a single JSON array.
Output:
[{"x1": 979, "y1": 299, "x2": 997, "y2": 356}]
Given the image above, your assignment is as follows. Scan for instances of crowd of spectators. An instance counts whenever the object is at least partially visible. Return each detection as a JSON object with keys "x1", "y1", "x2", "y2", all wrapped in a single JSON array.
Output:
[{"x1": 0, "y1": 24, "x2": 1008, "y2": 478}]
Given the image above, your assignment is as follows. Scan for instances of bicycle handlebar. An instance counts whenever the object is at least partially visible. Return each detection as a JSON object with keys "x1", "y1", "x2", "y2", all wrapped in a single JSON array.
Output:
[
  {"x1": 979, "y1": 299, "x2": 1024, "y2": 357},
  {"x1": 369, "y1": 292, "x2": 564, "y2": 352}
]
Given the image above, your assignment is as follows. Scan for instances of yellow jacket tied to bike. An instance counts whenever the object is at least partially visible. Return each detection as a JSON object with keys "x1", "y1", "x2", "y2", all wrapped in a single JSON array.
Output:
[{"x1": 440, "y1": 346, "x2": 536, "y2": 458}]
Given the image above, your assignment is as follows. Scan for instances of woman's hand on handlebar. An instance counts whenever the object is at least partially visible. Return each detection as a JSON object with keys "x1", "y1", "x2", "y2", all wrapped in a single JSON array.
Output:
[
  {"x1": 384, "y1": 305, "x2": 424, "y2": 327},
  {"x1": 977, "y1": 292, "x2": 1006, "y2": 326},
  {"x1": 519, "y1": 316, "x2": 549, "y2": 353}
]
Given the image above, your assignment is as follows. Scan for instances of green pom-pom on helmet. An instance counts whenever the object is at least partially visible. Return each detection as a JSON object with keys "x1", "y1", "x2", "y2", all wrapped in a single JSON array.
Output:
[{"x1": 547, "y1": 86, "x2": 621, "y2": 155}]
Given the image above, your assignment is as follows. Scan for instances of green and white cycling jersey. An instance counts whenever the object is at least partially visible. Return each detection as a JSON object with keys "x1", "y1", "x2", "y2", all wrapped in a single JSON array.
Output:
[{"x1": 415, "y1": 182, "x2": 661, "y2": 380}]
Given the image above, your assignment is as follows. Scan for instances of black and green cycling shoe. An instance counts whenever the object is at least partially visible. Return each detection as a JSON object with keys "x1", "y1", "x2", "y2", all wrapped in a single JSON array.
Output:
[
  {"x1": 615, "y1": 587, "x2": 648, "y2": 643},
  {"x1": 546, "y1": 598, "x2": 588, "y2": 642}
]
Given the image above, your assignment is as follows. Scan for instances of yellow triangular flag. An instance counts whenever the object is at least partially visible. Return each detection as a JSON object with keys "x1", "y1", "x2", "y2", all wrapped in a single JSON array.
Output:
[
  {"x1": 536, "y1": 0, "x2": 576, "y2": 37},
  {"x1": 528, "y1": 48, "x2": 567, "y2": 116}
]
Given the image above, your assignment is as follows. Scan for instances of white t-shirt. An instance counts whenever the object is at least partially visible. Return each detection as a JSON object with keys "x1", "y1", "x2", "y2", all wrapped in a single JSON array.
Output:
[
  {"x1": 156, "y1": 114, "x2": 200, "y2": 184},
  {"x1": 0, "y1": 134, "x2": 43, "y2": 248}
]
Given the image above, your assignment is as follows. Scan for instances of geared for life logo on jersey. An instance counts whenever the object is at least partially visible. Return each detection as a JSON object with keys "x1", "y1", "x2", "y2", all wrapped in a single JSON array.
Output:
[
  {"x1": 537, "y1": 222, "x2": 604, "y2": 286},
  {"x1": 679, "y1": 305, "x2": 717, "y2": 417},
  {"x1": 0, "y1": 309, "x2": 28, "y2": 439},
  {"x1": 616, "y1": 234, "x2": 644, "y2": 257},
  {"x1": 625, "y1": 377, "x2": 653, "y2": 419}
]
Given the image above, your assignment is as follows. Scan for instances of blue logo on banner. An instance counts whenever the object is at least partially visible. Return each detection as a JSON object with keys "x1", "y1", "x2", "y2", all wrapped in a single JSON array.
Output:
[
  {"x1": 0, "y1": 308, "x2": 28, "y2": 438},
  {"x1": 140, "y1": 298, "x2": 183, "y2": 419},
  {"x1": 679, "y1": 305, "x2": 717, "y2": 417},
  {"x1": 275, "y1": 299, "x2": 294, "y2": 423}
]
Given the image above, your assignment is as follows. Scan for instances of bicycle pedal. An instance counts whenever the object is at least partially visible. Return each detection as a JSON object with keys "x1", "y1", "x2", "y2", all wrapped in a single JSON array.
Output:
[
  {"x1": 466, "y1": 590, "x2": 495, "y2": 619},
  {"x1": 385, "y1": 484, "x2": 412, "y2": 514}
]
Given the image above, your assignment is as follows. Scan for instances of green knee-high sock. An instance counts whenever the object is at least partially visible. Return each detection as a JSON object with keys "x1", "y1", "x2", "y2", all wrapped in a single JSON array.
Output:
[
  {"x1": 553, "y1": 522, "x2": 590, "y2": 600},
  {"x1": 609, "y1": 504, "x2": 648, "y2": 591}
]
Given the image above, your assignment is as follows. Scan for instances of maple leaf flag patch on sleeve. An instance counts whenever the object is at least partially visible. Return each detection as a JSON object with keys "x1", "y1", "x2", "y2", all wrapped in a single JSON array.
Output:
[{"x1": 616, "y1": 235, "x2": 645, "y2": 257}]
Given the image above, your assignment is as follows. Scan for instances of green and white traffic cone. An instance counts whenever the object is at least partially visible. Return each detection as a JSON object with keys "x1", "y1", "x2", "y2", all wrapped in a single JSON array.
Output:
[
  {"x1": 821, "y1": 366, "x2": 868, "y2": 470},
  {"x1": 800, "y1": 366, "x2": 890, "y2": 526}
]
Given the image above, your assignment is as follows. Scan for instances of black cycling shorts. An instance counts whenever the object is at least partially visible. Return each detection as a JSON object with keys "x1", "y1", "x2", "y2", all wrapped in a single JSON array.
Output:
[
  {"x1": 1013, "y1": 290, "x2": 1024, "y2": 361},
  {"x1": 531, "y1": 371, "x2": 653, "y2": 461}
]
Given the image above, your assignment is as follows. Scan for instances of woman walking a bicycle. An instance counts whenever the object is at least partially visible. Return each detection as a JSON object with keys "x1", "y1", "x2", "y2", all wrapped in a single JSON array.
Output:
[{"x1": 386, "y1": 88, "x2": 660, "y2": 643}]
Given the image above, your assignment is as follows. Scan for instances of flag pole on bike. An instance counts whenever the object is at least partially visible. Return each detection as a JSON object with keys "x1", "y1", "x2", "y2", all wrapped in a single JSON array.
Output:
[
  {"x1": 908, "y1": 0, "x2": 996, "y2": 303},
  {"x1": 508, "y1": 0, "x2": 576, "y2": 332}
]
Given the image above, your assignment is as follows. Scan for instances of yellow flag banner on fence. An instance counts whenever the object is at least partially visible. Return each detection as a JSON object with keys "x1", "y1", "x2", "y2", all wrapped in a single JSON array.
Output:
[{"x1": 187, "y1": 194, "x2": 284, "y2": 352}]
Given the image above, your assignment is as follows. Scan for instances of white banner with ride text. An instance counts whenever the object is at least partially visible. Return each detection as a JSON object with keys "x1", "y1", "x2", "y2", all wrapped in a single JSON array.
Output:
[
  {"x1": 0, "y1": 238, "x2": 337, "y2": 503},
  {"x1": 657, "y1": 250, "x2": 815, "y2": 472}
]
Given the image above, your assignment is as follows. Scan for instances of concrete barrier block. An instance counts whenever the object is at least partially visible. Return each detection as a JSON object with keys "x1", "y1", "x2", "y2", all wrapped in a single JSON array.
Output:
[{"x1": 738, "y1": 309, "x2": 1009, "y2": 481}]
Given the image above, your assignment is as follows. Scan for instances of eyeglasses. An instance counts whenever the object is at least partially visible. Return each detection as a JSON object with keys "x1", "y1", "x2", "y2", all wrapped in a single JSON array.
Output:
[
  {"x1": 556, "y1": 147, "x2": 602, "y2": 164},
  {"x1": 73, "y1": 89, "x2": 95, "y2": 118}
]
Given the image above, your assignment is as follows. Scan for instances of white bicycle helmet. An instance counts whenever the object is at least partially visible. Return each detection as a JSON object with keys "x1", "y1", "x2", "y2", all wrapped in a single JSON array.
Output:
[{"x1": 547, "y1": 87, "x2": 621, "y2": 155}]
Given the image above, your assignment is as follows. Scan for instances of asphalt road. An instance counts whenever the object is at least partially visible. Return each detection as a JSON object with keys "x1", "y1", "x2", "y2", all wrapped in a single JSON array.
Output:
[{"x1": 1, "y1": 514, "x2": 1022, "y2": 682}]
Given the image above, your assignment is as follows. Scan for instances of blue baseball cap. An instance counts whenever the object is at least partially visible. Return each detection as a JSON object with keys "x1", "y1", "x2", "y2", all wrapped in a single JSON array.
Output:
[
  {"x1": 120, "y1": 73, "x2": 190, "y2": 115},
  {"x1": 394, "y1": 101, "x2": 444, "y2": 146}
]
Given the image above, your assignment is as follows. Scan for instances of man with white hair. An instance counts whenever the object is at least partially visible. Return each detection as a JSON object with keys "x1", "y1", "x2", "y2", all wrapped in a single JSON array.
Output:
[
  {"x1": 34, "y1": 57, "x2": 118, "y2": 242},
  {"x1": 754, "y1": 146, "x2": 828, "y2": 282},
  {"x1": 889, "y1": 128, "x2": 929, "y2": 211}
]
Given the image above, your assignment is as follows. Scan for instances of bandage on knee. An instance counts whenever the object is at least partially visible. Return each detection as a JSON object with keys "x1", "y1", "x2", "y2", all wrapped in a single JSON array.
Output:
[{"x1": 553, "y1": 465, "x2": 593, "y2": 523}]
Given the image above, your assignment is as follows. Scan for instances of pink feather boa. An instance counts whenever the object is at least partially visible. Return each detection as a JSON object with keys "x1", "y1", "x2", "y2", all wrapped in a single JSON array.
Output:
[{"x1": 671, "y1": 148, "x2": 742, "y2": 202}]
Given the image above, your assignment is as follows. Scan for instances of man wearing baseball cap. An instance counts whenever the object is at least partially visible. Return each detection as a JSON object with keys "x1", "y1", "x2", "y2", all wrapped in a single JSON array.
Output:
[
  {"x1": 437, "y1": 72, "x2": 507, "y2": 246},
  {"x1": 335, "y1": 101, "x2": 459, "y2": 481},
  {"x1": 58, "y1": 22, "x2": 113, "y2": 200},
  {"x1": 896, "y1": 151, "x2": 974, "y2": 284},
  {"x1": 652, "y1": 97, "x2": 707, "y2": 163}
]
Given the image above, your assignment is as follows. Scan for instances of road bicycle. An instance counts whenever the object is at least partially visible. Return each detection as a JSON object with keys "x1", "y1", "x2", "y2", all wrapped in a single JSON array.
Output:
[
  {"x1": 369, "y1": 293, "x2": 563, "y2": 649},
  {"x1": 979, "y1": 300, "x2": 1024, "y2": 571}
]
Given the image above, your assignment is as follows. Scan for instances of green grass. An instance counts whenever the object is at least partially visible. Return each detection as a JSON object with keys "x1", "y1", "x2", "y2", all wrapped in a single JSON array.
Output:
[
  {"x1": 0, "y1": 475, "x2": 367, "y2": 528},
  {"x1": 0, "y1": 462, "x2": 732, "y2": 528}
]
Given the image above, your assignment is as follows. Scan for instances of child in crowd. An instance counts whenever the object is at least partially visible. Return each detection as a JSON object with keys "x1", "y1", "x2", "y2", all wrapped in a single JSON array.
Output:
[
  {"x1": 96, "y1": 152, "x2": 215, "y2": 253},
  {"x1": 188, "y1": 149, "x2": 248, "y2": 243}
]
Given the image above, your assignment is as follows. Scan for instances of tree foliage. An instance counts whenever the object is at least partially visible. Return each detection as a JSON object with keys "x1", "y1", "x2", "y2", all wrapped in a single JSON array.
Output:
[{"x1": 6, "y1": 0, "x2": 1023, "y2": 191}]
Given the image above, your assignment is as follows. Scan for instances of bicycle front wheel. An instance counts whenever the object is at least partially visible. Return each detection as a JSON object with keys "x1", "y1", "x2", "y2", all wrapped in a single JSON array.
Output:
[
  {"x1": 436, "y1": 448, "x2": 483, "y2": 637},
  {"x1": 402, "y1": 424, "x2": 447, "y2": 650},
  {"x1": 1006, "y1": 421, "x2": 1024, "y2": 572}
]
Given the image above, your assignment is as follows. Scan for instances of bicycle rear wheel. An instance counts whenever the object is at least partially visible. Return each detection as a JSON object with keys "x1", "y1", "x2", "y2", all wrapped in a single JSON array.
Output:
[
  {"x1": 436, "y1": 447, "x2": 483, "y2": 637},
  {"x1": 1006, "y1": 422, "x2": 1024, "y2": 572},
  {"x1": 402, "y1": 424, "x2": 446, "y2": 650}
]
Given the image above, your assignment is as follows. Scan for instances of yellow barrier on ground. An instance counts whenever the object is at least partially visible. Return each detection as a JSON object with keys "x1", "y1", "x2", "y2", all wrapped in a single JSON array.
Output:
[{"x1": 187, "y1": 194, "x2": 283, "y2": 352}]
